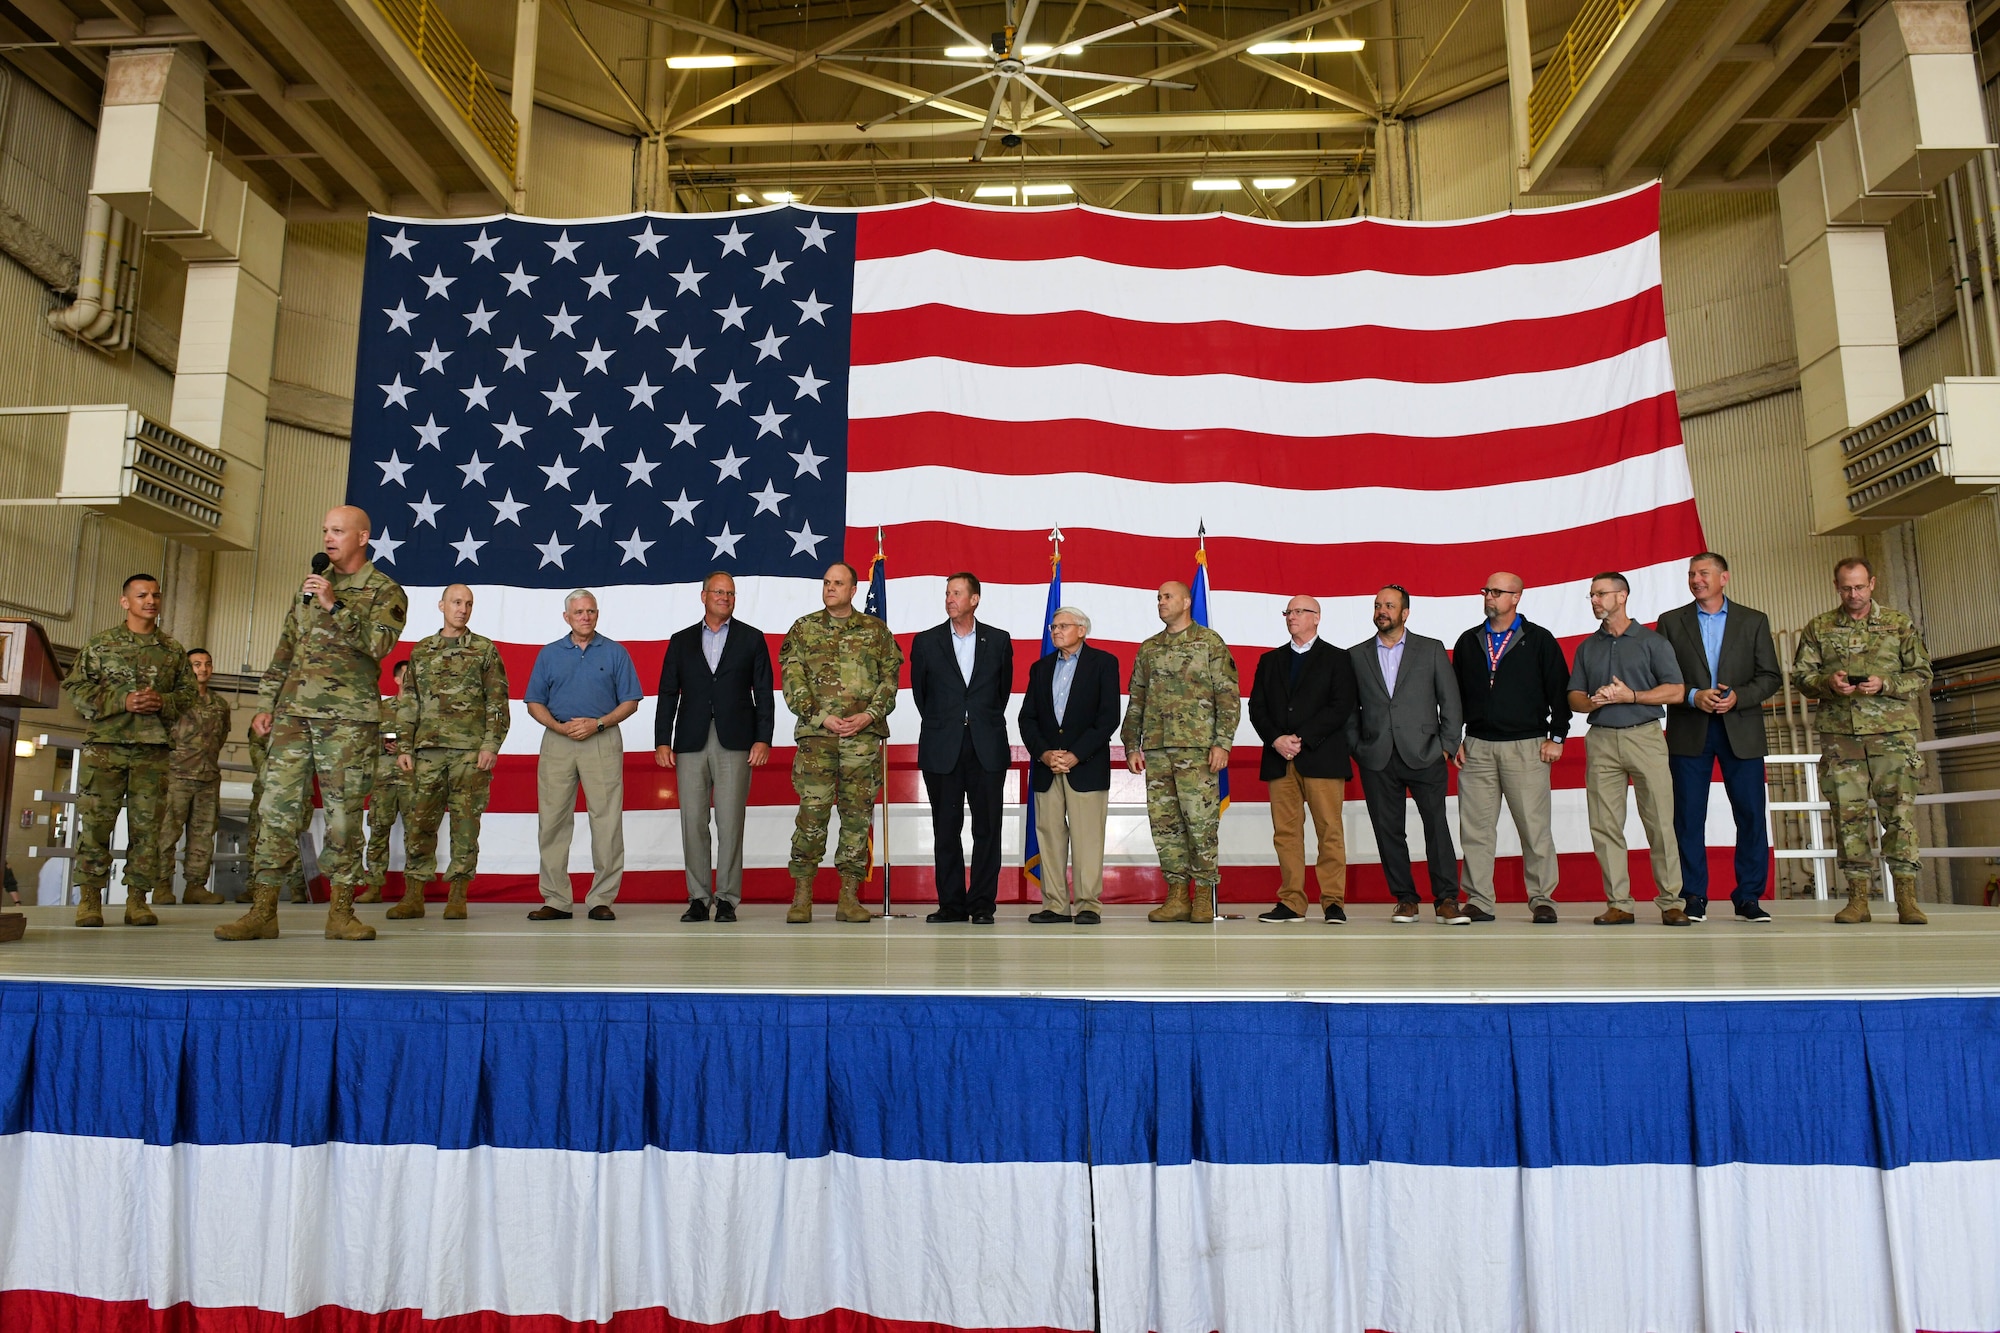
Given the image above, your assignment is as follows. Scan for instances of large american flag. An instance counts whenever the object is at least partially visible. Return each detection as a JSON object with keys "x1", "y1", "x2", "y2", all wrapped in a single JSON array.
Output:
[{"x1": 346, "y1": 184, "x2": 1707, "y2": 903}]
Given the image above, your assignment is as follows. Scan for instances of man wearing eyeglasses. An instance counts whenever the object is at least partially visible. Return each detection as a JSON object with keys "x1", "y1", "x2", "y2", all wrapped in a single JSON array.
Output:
[
  {"x1": 1348, "y1": 585, "x2": 1467, "y2": 924},
  {"x1": 1018, "y1": 607, "x2": 1121, "y2": 924},
  {"x1": 1451, "y1": 574, "x2": 1572, "y2": 923},
  {"x1": 1249, "y1": 596, "x2": 1359, "y2": 923}
]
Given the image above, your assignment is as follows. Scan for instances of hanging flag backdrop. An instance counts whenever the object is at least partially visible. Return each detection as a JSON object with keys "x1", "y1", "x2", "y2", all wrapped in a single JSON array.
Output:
[{"x1": 340, "y1": 185, "x2": 1699, "y2": 898}]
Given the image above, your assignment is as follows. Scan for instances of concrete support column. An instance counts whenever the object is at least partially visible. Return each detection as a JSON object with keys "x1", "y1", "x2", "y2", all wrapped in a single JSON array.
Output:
[{"x1": 511, "y1": 0, "x2": 541, "y2": 212}]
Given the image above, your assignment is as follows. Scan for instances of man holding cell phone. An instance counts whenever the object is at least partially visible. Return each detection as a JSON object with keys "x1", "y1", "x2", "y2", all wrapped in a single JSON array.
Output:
[{"x1": 1659, "y1": 552, "x2": 1784, "y2": 923}]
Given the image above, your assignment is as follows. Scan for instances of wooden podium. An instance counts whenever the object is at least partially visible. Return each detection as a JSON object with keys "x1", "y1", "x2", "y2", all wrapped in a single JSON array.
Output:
[{"x1": 1, "y1": 618, "x2": 61, "y2": 941}]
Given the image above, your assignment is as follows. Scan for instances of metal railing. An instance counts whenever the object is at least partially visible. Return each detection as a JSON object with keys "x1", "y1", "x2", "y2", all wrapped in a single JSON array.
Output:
[
  {"x1": 373, "y1": 0, "x2": 518, "y2": 177},
  {"x1": 1526, "y1": 0, "x2": 1642, "y2": 155}
]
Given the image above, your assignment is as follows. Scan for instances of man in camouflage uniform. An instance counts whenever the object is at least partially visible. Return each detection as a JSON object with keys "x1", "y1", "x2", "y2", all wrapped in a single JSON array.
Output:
[
  {"x1": 246, "y1": 720, "x2": 310, "y2": 904},
  {"x1": 1123, "y1": 581, "x2": 1240, "y2": 924},
  {"x1": 154, "y1": 647, "x2": 231, "y2": 905},
  {"x1": 781, "y1": 562, "x2": 901, "y2": 924},
  {"x1": 61, "y1": 573, "x2": 197, "y2": 927},
  {"x1": 218, "y1": 505, "x2": 408, "y2": 942},
  {"x1": 1793, "y1": 556, "x2": 1935, "y2": 925},
  {"x1": 389, "y1": 584, "x2": 510, "y2": 922},
  {"x1": 358, "y1": 660, "x2": 412, "y2": 904}
]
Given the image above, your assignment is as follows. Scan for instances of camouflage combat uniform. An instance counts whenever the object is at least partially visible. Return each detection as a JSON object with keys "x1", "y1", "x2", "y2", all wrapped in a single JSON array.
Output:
[
  {"x1": 391, "y1": 629, "x2": 510, "y2": 919},
  {"x1": 360, "y1": 695, "x2": 412, "y2": 901},
  {"x1": 1793, "y1": 600, "x2": 1934, "y2": 922},
  {"x1": 155, "y1": 686, "x2": 230, "y2": 904},
  {"x1": 61, "y1": 624, "x2": 196, "y2": 926},
  {"x1": 246, "y1": 722, "x2": 309, "y2": 903},
  {"x1": 780, "y1": 607, "x2": 901, "y2": 921},
  {"x1": 219, "y1": 561, "x2": 407, "y2": 941},
  {"x1": 1122, "y1": 622, "x2": 1240, "y2": 921}
]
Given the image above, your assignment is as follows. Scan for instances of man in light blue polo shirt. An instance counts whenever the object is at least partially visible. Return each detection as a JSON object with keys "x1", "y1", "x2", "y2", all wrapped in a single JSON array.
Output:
[{"x1": 524, "y1": 589, "x2": 643, "y2": 922}]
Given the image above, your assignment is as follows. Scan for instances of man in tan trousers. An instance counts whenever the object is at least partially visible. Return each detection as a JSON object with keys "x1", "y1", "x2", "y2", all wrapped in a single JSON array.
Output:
[{"x1": 523, "y1": 590, "x2": 642, "y2": 922}]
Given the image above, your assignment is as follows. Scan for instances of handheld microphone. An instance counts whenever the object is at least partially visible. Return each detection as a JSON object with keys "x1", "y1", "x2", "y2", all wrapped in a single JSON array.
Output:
[{"x1": 303, "y1": 552, "x2": 331, "y2": 605}]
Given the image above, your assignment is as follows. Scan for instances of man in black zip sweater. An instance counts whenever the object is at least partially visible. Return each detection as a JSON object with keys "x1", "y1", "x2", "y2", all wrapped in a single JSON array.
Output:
[{"x1": 1451, "y1": 573, "x2": 1573, "y2": 923}]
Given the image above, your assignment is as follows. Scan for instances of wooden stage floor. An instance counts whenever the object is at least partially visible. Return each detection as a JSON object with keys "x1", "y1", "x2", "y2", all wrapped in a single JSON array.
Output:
[{"x1": 3, "y1": 899, "x2": 1999, "y2": 1000}]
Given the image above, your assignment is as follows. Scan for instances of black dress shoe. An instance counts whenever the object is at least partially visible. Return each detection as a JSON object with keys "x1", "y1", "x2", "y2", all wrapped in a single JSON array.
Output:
[
  {"x1": 588, "y1": 905, "x2": 616, "y2": 921},
  {"x1": 1257, "y1": 904, "x2": 1304, "y2": 923},
  {"x1": 680, "y1": 900, "x2": 710, "y2": 923},
  {"x1": 1323, "y1": 902, "x2": 1348, "y2": 924},
  {"x1": 1028, "y1": 909, "x2": 1073, "y2": 923},
  {"x1": 1074, "y1": 910, "x2": 1101, "y2": 925},
  {"x1": 926, "y1": 909, "x2": 968, "y2": 923},
  {"x1": 970, "y1": 913, "x2": 995, "y2": 925},
  {"x1": 1735, "y1": 902, "x2": 1772, "y2": 923},
  {"x1": 1463, "y1": 903, "x2": 1496, "y2": 923},
  {"x1": 527, "y1": 906, "x2": 573, "y2": 921},
  {"x1": 713, "y1": 900, "x2": 737, "y2": 923}
]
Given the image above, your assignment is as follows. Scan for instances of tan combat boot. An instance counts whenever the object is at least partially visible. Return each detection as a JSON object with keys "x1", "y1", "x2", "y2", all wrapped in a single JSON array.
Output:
[
  {"x1": 1149, "y1": 883, "x2": 1192, "y2": 923},
  {"x1": 355, "y1": 882, "x2": 383, "y2": 905},
  {"x1": 124, "y1": 892, "x2": 158, "y2": 927},
  {"x1": 1894, "y1": 876, "x2": 1928, "y2": 926},
  {"x1": 443, "y1": 880, "x2": 469, "y2": 921},
  {"x1": 182, "y1": 885, "x2": 225, "y2": 905},
  {"x1": 1189, "y1": 882, "x2": 1216, "y2": 924},
  {"x1": 75, "y1": 886, "x2": 104, "y2": 928},
  {"x1": 152, "y1": 886, "x2": 178, "y2": 906},
  {"x1": 1833, "y1": 877, "x2": 1872, "y2": 925},
  {"x1": 215, "y1": 883, "x2": 279, "y2": 940},
  {"x1": 324, "y1": 885, "x2": 377, "y2": 941},
  {"x1": 835, "y1": 878, "x2": 876, "y2": 924},
  {"x1": 384, "y1": 880, "x2": 427, "y2": 920},
  {"x1": 786, "y1": 878, "x2": 814, "y2": 924}
]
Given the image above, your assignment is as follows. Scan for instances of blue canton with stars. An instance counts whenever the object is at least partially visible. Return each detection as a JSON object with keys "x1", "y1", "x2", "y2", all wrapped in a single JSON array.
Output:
[{"x1": 347, "y1": 209, "x2": 854, "y2": 587}]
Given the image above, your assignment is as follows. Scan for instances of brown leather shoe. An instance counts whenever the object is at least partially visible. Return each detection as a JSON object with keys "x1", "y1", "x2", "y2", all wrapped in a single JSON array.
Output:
[
  {"x1": 1592, "y1": 906, "x2": 1636, "y2": 926},
  {"x1": 1435, "y1": 899, "x2": 1469, "y2": 926},
  {"x1": 1531, "y1": 904, "x2": 1558, "y2": 925},
  {"x1": 1661, "y1": 908, "x2": 1691, "y2": 927},
  {"x1": 527, "y1": 906, "x2": 573, "y2": 921},
  {"x1": 588, "y1": 905, "x2": 617, "y2": 922}
]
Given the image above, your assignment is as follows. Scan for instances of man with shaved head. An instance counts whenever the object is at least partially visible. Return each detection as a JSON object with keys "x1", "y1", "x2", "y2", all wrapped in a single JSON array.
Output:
[
  {"x1": 1249, "y1": 595, "x2": 1359, "y2": 922},
  {"x1": 390, "y1": 583, "x2": 511, "y2": 921},
  {"x1": 1123, "y1": 580, "x2": 1240, "y2": 924},
  {"x1": 1452, "y1": 572, "x2": 1572, "y2": 923},
  {"x1": 219, "y1": 505, "x2": 408, "y2": 941}
]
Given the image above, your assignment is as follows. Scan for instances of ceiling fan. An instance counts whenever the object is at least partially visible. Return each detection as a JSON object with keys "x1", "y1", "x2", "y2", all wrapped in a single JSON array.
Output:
[{"x1": 824, "y1": 0, "x2": 1196, "y2": 162}]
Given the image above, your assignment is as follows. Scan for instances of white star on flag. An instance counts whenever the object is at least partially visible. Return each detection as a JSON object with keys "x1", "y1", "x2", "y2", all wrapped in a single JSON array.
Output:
[
  {"x1": 714, "y1": 296, "x2": 750, "y2": 331},
  {"x1": 630, "y1": 223, "x2": 666, "y2": 257},
  {"x1": 451, "y1": 530, "x2": 485, "y2": 564},
  {"x1": 378, "y1": 450, "x2": 412, "y2": 485},
  {"x1": 668, "y1": 336, "x2": 703, "y2": 371},
  {"x1": 370, "y1": 528, "x2": 404, "y2": 562},
  {"x1": 664, "y1": 488, "x2": 701, "y2": 524},
  {"x1": 790, "y1": 366, "x2": 827, "y2": 400},
  {"x1": 626, "y1": 374, "x2": 661, "y2": 409},
  {"x1": 383, "y1": 301, "x2": 416, "y2": 333},
  {"x1": 491, "y1": 490, "x2": 528, "y2": 524},
  {"x1": 417, "y1": 340, "x2": 452, "y2": 373},
  {"x1": 756, "y1": 253, "x2": 792, "y2": 286},
  {"x1": 458, "y1": 452, "x2": 492, "y2": 486},
  {"x1": 797, "y1": 217, "x2": 833, "y2": 251},
  {"x1": 572, "y1": 492, "x2": 610, "y2": 526},
  {"x1": 540, "y1": 456, "x2": 578, "y2": 490},
  {"x1": 545, "y1": 304, "x2": 580, "y2": 338},
  {"x1": 380, "y1": 375, "x2": 414, "y2": 408},
  {"x1": 711, "y1": 446, "x2": 747, "y2": 481},
  {"x1": 576, "y1": 416, "x2": 612, "y2": 450},
  {"x1": 622, "y1": 449, "x2": 659, "y2": 485},
  {"x1": 383, "y1": 228, "x2": 418, "y2": 259},
  {"x1": 715, "y1": 223, "x2": 750, "y2": 257},
  {"x1": 409, "y1": 492, "x2": 442, "y2": 526},
  {"x1": 751, "y1": 403, "x2": 790, "y2": 437},
  {"x1": 617, "y1": 528, "x2": 654, "y2": 564},
  {"x1": 666, "y1": 413, "x2": 703, "y2": 446},
  {"x1": 536, "y1": 532, "x2": 573, "y2": 567},
  {"x1": 579, "y1": 340, "x2": 614, "y2": 374},
  {"x1": 752, "y1": 327, "x2": 788, "y2": 361},
  {"x1": 414, "y1": 415, "x2": 448, "y2": 448},
  {"x1": 465, "y1": 229, "x2": 500, "y2": 261},
  {"x1": 583, "y1": 264, "x2": 618, "y2": 298},
  {"x1": 712, "y1": 371, "x2": 747, "y2": 406},
  {"x1": 420, "y1": 267, "x2": 455, "y2": 299},
  {"x1": 463, "y1": 301, "x2": 496, "y2": 334},
  {"x1": 546, "y1": 230, "x2": 582, "y2": 263},
  {"x1": 502, "y1": 263, "x2": 537, "y2": 295},
  {"x1": 628, "y1": 298, "x2": 664, "y2": 332},
  {"x1": 787, "y1": 520, "x2": 827, "y2": 556},
  {"x1": 793, "y1": 291, "x2": 830, "y2": 325},
  {"x1": 749, "y1": 479, "x2": 788, "y2": 515},
  {"x1": 789, "y1": 443, "x2": 826, "y2": 478},
  {"x1": 493, "y1": 414, "x2": 531, "y2": 447},
  {"x1": 542, "y1": 380, "x2": 578, "y2": 415},
  {"x1": 672, "y1": 261, "x2": 706, "y2": 295},
  {"x1": 707, "y1": 523, "x2": 743, "y2": 558},
  {"x1": 459, "y1": 376, "x2": 494, "y2": 410},
  {"x1": 499, "y1": 337, "x2": 535, "y2": 371}
]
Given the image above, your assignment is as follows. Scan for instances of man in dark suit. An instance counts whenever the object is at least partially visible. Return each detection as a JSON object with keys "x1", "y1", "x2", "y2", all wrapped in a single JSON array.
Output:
[
  {"x1": 1017, "y1": 606, "x2": 1122, "y2": 924},
  {"x1": 1658, "y1": 552, "x2": 1784, "y2": 923},
  {"x1": 654, "y1": 572, "x2": 773, "y2": 923},
  {"x1": 1348, "y1": 585, "x2": 1467, "y2": 924},
  {"x1": 1248, "y1": 595, "x2": 1359, "y2": 923},
  {"x1": 909, "y1": 572, "x2": 1014, "y2": 924}
]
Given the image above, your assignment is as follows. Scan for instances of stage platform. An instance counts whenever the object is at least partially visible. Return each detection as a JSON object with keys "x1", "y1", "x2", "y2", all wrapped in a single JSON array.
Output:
[{"x1": 3, "y1": 898, "x2": 1997, "y2": 999}]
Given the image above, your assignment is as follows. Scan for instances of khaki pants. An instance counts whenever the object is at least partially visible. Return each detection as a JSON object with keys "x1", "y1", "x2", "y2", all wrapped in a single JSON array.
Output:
[
  {"x1": 537, "y1": 728, "x2": 625, "y2": 910},
  {"x1": 678, "y1": 733, "x2": 751, "y2": 904},
  {"x1": 1033, "y1": 777, "x2": 1108, "y2": 914},
  {"x1": 1268, "y1": 763, "x2": 1347, "y2": 912},
  {"x1": 1458, "y1": 737, "x2": 1560, "y2": 912},
  {"x1": 1585, "y1": 723, "x2": 1683, "y2": 911}
]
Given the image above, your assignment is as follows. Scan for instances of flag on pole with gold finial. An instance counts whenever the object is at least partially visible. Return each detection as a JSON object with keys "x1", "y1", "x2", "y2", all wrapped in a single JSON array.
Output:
[
  {"x1": 1192, "y1": 522, "x2": 1229, "y2": 813},
  {"x1": 1022, "y1": 527, "x2": 1063, "y2": 895}
]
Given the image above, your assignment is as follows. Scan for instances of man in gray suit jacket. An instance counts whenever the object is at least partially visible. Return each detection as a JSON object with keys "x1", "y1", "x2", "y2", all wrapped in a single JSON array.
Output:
[
  {"x1": 1658, "y1": 552, "x2": 1783, "y2": 923},
  {"x1": 1349, "y1": 585, "x2": 1467, "y2": 924}
]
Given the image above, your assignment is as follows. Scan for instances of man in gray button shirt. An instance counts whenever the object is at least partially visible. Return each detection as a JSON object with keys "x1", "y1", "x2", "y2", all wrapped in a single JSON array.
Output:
[{"x1": 1567, "y1": 571, "x2": 1688, "y2": 926}]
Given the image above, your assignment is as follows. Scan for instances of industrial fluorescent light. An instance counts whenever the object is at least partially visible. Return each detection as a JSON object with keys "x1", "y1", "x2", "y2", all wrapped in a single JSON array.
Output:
[
  {"x1": 1252, "y1": 177, "x2": 1297, "y2": 189},
  {"x1": 1248, "y1": 38, "x2": 1365, "y2": 54},
  {"x1": 945, "y1": 42, "x2": 1083, "y2": 57},
  {"x1": 1021, "y1": 43, "x2": 1084, "y2": 56},
  {"x1": 944, "y1": 45, "x2": 987, "y2": 58},
  {"x1": 1191, "y1": 178, "x2": 1242, "y2": 190},
  {"x1": 973, "y1": 185, "x2": 1018, "y2": 199},
  {"x1": 14, "y1": 740, "x2": 34, "y2": 758},
  {"x1": 762, "y1": 190, "x2": 799, "y2": 203},
  {"x1": 734, "y1": 192, "x2": 754, "y2": 203},
  {"x1": 667, "y1": 54, "x2": 744, "y2": 68},
  {"x1": 1020, "y1": 183, "x2": 1073, "y2": 197}
]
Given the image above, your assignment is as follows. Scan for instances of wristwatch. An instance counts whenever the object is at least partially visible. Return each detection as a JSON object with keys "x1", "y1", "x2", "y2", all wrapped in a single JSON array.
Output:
[{"x1": 595, "y1": 720, "x2": 606, "y2": 733}]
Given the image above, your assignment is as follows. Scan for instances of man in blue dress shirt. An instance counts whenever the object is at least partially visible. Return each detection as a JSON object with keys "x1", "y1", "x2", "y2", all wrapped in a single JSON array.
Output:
[{"x1": 524, "y1": 589, "x2": 644, "y2": 922}]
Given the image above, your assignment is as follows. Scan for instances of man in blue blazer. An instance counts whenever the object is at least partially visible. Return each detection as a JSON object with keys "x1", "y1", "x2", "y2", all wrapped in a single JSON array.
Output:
[
  {"x1": 909, "y1": 573, "x2": 1015, "y2": 924},
  {"x1": 1017, "y1": 606, "x2": 1122, "y2": 924}
]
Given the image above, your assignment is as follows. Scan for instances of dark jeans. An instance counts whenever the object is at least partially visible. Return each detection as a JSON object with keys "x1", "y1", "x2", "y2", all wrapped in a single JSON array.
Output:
[
  {"x1": 1669, "y1": 716, "x2": 1770, "y2": 911},
  {"x1": 924, "y1": 727, "x2": 1005, "y2": 916},
  {"x1": 1359, "y1": 752, "x2": 1461, "y2": 904}
]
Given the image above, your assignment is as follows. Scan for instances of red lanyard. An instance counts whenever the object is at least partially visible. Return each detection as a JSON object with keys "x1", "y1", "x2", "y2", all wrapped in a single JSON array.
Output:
[{"x1": 1484, "y1": 623, "x2": 1517, "y2": 682}]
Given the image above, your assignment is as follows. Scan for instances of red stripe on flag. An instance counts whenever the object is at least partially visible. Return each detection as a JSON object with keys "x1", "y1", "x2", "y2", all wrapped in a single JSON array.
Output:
[
  {"x1": 850, "y1": 295, "x2": 1667, "y2": 383},
  {"x1": 853, "y1": 187, "x2": 1663, "y2": 274}
]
